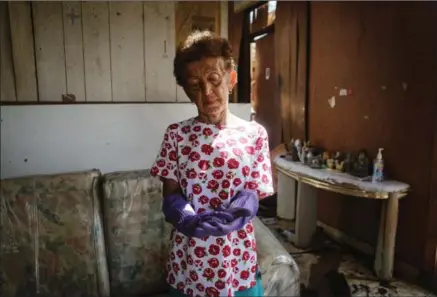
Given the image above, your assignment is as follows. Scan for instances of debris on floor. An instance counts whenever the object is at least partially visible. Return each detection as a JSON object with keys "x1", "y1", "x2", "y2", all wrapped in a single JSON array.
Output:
[{"x1": 258, "y1": 215, "x2": 436, "y2": 297}]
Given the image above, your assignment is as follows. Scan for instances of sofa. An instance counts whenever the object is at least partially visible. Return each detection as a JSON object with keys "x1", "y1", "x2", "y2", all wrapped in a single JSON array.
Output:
[{"x1": 0, "y1": 169, "x2": 300, "y2": 297}]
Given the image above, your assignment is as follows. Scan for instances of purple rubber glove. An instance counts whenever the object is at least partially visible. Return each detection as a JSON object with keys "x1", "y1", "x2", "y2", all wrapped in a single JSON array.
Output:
[
  {"x1": 199, "y1": 216, "x2": 247, "y2": 237},
  {"x1": 225, "y1": 190, "x2": 259, "y2": 218},
  {"x1": 162, "y1": 193, "x2": 233, "y2": 238},
  {"x1": 198, "y1": 190, "x2": 260, "y2": 237}
]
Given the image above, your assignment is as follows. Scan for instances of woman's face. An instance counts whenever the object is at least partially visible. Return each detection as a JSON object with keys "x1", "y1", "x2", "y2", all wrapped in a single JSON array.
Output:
[{"x1": 183, "y1": 57, "x2": 235, "y2": 124}]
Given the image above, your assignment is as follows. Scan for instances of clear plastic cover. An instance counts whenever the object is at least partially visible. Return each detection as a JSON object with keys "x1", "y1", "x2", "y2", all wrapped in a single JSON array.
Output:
[
  {"x1": 101, "y1": 170, "x2": 172, "y2": 297},
  {"x1": 253, "y1": 217, "x2": 301, "y2": 296},
  {"x1": 0, "y1": 169, "x2": 299, "y2": 297},
  {"x1": 0, "y1": 170, "x2": 110, "y2": 297}
]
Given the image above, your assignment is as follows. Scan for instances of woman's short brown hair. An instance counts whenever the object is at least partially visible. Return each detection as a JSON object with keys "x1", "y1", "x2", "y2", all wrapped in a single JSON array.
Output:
[{"x1": 174, "y1": 30, "x2": 235, "y2": 86}]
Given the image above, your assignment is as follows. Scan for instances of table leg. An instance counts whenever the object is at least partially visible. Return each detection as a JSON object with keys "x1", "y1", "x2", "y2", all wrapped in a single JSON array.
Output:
[
  {"x1": 374, "y1": 193, "x2": 400, "y2": 280},
  {"x1": 294, "y1": 182, "x2": 318, "y2": 248},
  {"x1": 277, "y1": 171, "x2": 297, "y2": 221}
]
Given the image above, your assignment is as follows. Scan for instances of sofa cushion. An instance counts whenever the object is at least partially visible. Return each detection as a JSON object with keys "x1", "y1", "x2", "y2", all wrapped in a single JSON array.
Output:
[
  {"x1": 0, "y1": 170, "x2": 110, "y2": 297},
  {"x1": 101, "y1": 170, "x2": 172, "y2": 297}
]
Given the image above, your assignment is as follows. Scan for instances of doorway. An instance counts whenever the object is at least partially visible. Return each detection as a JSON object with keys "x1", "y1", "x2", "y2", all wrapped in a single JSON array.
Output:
[{"x1": 248, "y1": 1, "x2": 281, "y2": 150}]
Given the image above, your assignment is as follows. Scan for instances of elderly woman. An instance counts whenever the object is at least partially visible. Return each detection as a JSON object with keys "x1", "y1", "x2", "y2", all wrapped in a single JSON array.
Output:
[{"x1": 150, "y1": 31, "x2": 274, "y2": 297}]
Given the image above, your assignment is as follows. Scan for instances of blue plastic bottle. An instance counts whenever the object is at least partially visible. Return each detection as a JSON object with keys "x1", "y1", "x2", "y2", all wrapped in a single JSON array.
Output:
[{"x1": 372, "y1": 148, "x2": 384, "y2": 183}]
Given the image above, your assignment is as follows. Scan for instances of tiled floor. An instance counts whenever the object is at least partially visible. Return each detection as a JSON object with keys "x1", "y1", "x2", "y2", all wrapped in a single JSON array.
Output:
[{"x1": 259, "y1": 216, "x2": 436, "y2": 297}]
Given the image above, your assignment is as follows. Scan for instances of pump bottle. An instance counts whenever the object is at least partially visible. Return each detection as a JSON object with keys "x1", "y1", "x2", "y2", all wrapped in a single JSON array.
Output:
[{"x1": 372, "y1": 148, "x2": 384, "y2": 183}]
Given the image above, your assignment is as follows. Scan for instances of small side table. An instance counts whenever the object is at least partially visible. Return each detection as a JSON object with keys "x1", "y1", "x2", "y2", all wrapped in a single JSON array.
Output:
[{"x1": 274, "y1": 156, "x2": 410, "y2": 281}]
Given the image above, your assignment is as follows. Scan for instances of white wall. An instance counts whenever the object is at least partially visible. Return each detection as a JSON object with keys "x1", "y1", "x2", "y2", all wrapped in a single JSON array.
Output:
[{"x1": 0, "y1": 103, "x2": 251, "y2": 179}]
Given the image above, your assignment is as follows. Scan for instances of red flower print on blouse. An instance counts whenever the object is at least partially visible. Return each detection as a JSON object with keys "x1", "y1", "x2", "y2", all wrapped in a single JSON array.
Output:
[
  {"x1": 208, "y1": 244, "x2": 220, "y2": 256},
  {"x1": 206, "y1": 287, "x2": 220, "y2": 297},
  {"x1": 189, "y1": 151, "x2": 200, "y2": 162},
  {"x1": 201, "y1": 144, "x2": 214, "y2": 155},
  {"x1": 213, "y1": 157, "x2": 225, "y2": 167},
  {"x1": 208, "y1": 258, "x2": 220, "y2": 268},
  {"x1": 198, "y1": 160, "x2": 210, "y2": 170},
  {"x1": 182, "y1": 125, "x2": 191, "y2": 134},
  {"x1": 227, "y1": 158, "x2": 239, "y2": 169},
  {"x1": 203, "y1": 128, "x2": 213, "y2": 137},
  {"x1": 203, "y1": 268, "x2": 215, "y2": 280},
  {"x1": 194, "y1": 247, "x2": 206, "y2": 258},
  {"x1": 212, "y1": 170, "x2": 224, "y2": 179}
]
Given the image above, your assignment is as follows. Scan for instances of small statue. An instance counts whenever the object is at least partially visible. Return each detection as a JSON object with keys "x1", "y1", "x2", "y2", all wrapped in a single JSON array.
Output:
[
  {"x1": 309, "y1": 155, "x2": 323, "y2": 169},
  {"x1": 335, "y1": 160, "x2": 345, "y2": 171},
  {"x1": 327, "y1": 158, "x2": 335, "y2": 169},
  {"x1": 343, "y1": 152, "x2": 354, "y2": 173},
  {"x1": 297, "y1": 140, "x2": 307, "y2": 164},
  {"x1": 306, "y1": 148, "x2": 314, "y2": 162},
  {"x1": 294, "y1": 139, "x2": 302, "y2": 153},
  {"x1": 334, "y1": 152, "x2": 345, "y2": 172},
  {"x1": 322, "y1": 151, "x2": 331, "y2": 163},
  {"x1": 286, "y1": 138, "x2": 300, "y2": 161},
  {"x1": 351, "y1": 150, "x2": 370, "y2": 177},
  {"x1": 302, "y1": 141, "x2": 313, "y2": 164}
]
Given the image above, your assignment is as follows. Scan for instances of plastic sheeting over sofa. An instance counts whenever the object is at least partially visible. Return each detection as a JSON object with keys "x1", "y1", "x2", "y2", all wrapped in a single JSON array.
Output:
[
  {"x1": 101, "y1": 170, "x2": 172, "y2": 296},
  {"x1": 0, "y1": 170, "x2": 109, "y2": 297},
  {"x1": 0, "y1": 168, "x2": 300, "y2": 297}
]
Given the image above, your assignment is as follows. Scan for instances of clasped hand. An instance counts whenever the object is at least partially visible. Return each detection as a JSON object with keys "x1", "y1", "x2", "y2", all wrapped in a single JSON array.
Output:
[{"x1": 163, "y1": 190, "x2": 259, "y2": 238}]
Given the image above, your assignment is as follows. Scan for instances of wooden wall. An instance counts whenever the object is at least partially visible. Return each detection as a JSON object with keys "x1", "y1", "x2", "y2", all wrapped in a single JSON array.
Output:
[
  {"x1": 227, "y1": 2, "x2": 243, "y2": 103},
  {"x1": 174, "y1": 1, "x2": 225, "y2": 102},
  {"x1": 308, "y1": 2, "x2": 437, "y2": 272},
  {"x1": 0, "y1": 1, "x2": 226, "y2": 103}
]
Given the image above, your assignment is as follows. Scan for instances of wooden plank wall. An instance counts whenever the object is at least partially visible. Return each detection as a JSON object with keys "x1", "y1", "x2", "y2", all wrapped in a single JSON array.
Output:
[
  {"x1": 0, "y1": 2, "x2": 17, "y2": 102},
  {"x1": 0, "y1": 1, "x2": 225, "y2": 103},
  {"x1": 174, "y1": 1, "x2": 223, "y2": 102},
  {"x1": 8, "y1": 2, "x2": 38, "y2": 102},
  {"x1": 309, "y1": 1, "x2": 437, "y2": 271},
  {"x1": 275, "y1": 1, "x2": 308, "y2": 142}
]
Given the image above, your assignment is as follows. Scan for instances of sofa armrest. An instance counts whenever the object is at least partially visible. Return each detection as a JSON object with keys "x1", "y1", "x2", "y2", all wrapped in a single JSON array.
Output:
[{"x1": 253, "y1": 217, "x2": 301, "y2": 296}]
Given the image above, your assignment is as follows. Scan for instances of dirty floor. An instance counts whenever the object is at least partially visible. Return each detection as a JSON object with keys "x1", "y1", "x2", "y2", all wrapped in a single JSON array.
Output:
[{"x1": 258, "y1": 213, "x2": 436, "y2": 297}]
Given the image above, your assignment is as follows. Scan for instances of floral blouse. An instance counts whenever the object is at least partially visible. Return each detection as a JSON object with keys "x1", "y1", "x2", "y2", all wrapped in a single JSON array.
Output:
[{"x1": 150, "y1": 116, "x2": 274, "y2": 297}]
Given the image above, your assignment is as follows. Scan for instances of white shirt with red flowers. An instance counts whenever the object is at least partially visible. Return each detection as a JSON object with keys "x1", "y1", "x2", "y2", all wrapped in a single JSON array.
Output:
[{"x1": 150, "y1": 116, "x2": 274, "y2": 297}]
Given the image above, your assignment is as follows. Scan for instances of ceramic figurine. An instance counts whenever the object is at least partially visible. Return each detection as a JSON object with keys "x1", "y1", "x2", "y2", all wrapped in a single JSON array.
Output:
[
  {"x1": 335, "y1": 160, "x2": 345, "y2": 171},
  {"x1": 285, "y1": 138, "x2": 300, "y2": 161},
  {"x1": 306, "y1": 149, "x2": 314, "y2": 162},
  {"x1": 291, "y1": 149, "x2": 300, "y2": 161},
  {"x1": 351, "y1": 150, "x2": 370, "y2": 177},
  {"x1": 327, "y1": 158, "x2": 335, "y2": 169},
  {"x1": 302, "y1": 141, "x2": 312, "y2": 164},
  {"x1": 301, "y1": 147, "x2": 308, "y2": 164},
  {"x1": 343, "y1": 152, "x2": 354, "y2": 173},
  {"x1": 294, "y1": 139, "x2": 302, "y2": 153},
  {"x1": 309, "y1": 155, "x2": 323, "y2": 169},
  {"x1": 322, "y1": 151, "x2": 331, "y2": 168},
  {"x1": 333, "y1": 152, "x2": 345, "y2": 172},
  {"x1": 297, "y1": 140, "x2": 306, "y2": 163}
]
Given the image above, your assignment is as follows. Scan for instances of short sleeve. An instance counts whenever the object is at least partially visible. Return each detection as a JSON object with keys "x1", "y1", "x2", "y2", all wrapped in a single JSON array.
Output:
[
  {"x1": 150, "y1": 125, "x2": 179, "y2": 182},
  {"x1": 245, "y1": 126, "x2": 274, "y2": 199}
]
